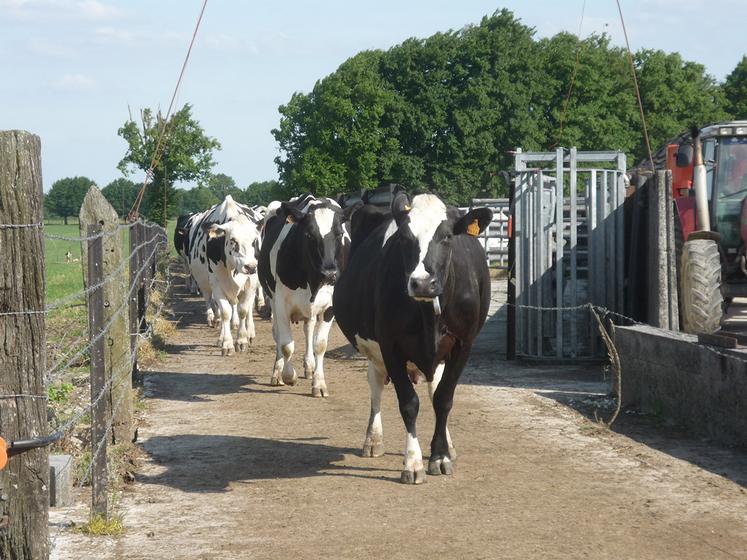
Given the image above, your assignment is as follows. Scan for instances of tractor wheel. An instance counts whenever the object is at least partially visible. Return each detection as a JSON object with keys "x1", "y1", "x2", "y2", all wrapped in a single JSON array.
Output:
[{"x1": 679, "y1": 239, "x2": 723, "y2": 334}]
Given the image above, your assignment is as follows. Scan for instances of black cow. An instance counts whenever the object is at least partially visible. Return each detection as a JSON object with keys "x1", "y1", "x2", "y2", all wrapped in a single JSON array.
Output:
[
  {"x1": 334, "y1": 192, "x2": 492, "y2": 484},
  {"x1": 258, "y1": 194, "x2": 360, "y2": 397}
]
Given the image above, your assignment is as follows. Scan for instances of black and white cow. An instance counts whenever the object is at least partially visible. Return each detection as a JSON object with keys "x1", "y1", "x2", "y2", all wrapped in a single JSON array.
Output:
[
  {"x1": 333, "y1": 192, "x2": 492, "y2": 484},
  {"x1": 179, "y1": 195, "x2": 263, "y2": 355},
  {"x1": 258, "y1": 194, "x2": 359, "y2": 397},
  {"x1": 175, "y1": 212, "x2": 200, "y2": 294}
]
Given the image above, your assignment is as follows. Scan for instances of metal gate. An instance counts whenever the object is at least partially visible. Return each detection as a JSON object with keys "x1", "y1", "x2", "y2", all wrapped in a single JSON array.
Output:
[{"x1": 513, "y1": 147, "x2": 627, "y2": 360}]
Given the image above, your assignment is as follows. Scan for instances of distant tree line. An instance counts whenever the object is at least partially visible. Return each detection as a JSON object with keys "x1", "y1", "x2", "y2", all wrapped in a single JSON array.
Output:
[
  {"x1": 44, "y1": 175, "x2": 285, "y2": 223},
  {"x1": 273, "y1": 9, "x2": 747, "y2": 204}
]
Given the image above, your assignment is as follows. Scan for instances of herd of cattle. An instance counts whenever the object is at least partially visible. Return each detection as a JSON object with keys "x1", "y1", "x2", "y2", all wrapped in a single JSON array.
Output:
[{"x1": 174, "y1": 192, "x2": 493, "y2": 484}]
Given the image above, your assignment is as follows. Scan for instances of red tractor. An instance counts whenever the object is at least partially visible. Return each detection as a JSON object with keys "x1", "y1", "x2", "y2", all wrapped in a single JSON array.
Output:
[{"x1": 668, "y1": 121, "x2": 747, "y2": 333}]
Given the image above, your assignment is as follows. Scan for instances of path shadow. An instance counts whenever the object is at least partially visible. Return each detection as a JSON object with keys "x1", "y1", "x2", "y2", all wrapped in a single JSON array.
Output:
[
  {"x1": 144, "y1": 371, "x2": 262, "y2": 402},
  {"x1": 137, "y1": 434, "x2": 389, "y2": 492},
  {"x1": 463, "y1": 359, "x2": 747, "y2": 489}
]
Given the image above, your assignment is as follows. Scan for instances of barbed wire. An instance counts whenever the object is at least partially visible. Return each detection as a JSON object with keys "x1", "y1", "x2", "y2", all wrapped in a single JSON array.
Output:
[
  {"x1": 48, "y1": 256, "x2": 172, "y2": 552},
  {"x1": 0, "y1": 236, "x2": 161, "y2": 318},
  {"x1": 46, "y1": 242, "x2": 160, "y2": 383}
]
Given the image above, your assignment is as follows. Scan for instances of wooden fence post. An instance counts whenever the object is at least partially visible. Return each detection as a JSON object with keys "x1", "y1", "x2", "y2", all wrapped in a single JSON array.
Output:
[
  {"x1": 137, "y1": 223, "x2": 147, "y2": 336},
  {"x1": 129, "y1": 222, "x2": 141, "y2": 380},
  {"x1": 87, "y1": 225, "x2": 108, "y2": 519},
  {"x1": 0, "y1": 130, "x2": 49, "y2": 559},
  {"x1": 80, "y1": 187, "x2": 133, "y2": 445}
]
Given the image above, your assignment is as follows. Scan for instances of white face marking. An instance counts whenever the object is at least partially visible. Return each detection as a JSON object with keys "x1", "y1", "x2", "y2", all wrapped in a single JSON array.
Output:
[
  {"x1": 313, "y1": 207, "x2": 335, "y2": 237},
  {"x1": 407, "y1": 194, "x2": 447, "y2": 281}
]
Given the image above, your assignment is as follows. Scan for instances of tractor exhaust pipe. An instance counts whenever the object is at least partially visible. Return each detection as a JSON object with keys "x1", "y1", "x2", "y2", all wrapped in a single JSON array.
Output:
[{"x1": 692, "y1": 128, "x2": 710, "y2": 231}]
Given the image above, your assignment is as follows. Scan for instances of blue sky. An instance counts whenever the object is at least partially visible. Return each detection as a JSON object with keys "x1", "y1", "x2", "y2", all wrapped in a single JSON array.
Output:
[{"x1": 2, "y1": 0, "x2": 745, "y2": 192}]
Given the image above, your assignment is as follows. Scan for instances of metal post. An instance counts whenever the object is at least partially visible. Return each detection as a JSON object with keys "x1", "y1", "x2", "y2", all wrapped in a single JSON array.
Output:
[{"x1": 87, "y1": 224, "x2": 108, "y2": 518}]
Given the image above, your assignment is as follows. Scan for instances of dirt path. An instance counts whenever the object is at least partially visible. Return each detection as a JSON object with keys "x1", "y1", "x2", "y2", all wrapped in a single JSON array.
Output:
[{"x1": 53, "y1": 272, "x2": 747, "y2": 559}]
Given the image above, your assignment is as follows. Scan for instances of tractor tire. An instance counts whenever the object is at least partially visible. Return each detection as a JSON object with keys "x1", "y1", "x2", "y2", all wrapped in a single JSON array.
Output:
[{"x1": 679, "y1": 239, "x2": 723, "y2": 334}]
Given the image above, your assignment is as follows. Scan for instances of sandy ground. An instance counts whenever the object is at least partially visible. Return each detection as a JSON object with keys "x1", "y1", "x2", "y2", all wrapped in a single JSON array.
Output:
[{"x1": 51, "y1": 270, "x2": 747, "y2": 560}]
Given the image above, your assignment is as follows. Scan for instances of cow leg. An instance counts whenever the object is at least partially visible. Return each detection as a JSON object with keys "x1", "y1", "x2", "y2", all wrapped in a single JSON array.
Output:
[
  {"x1": 231, "y1": 303, "x2": 240, "y2": 330},
  {"x1": 206, "y1": 297, "x2": 216, "y2": 327},
  {"x1": 217, "y1": 298, "x2": 235, "y2": 356},
  {"x1": 302, "y1": 317, "x2": 316, "y2": 380},
  {"x1": 235, "y1": 286, "x2": 254, "y2": 353},
  {"x1": 310, "y1": 312, "x2": 333, "y2": 397},
  {"x1": 427, "y1": 362, "x2": 456, "y2": 462},
  {"x1": 428, "y1": 344, "x2": 469, "y2": 476},
  {"x1": 270, "y1": 317, "x2": 285, "y2": 386},
  {"x1": 271, "y1": 308, "x2": 297, "y2": 386},
  {"x1": 385, "y1": 354, "x2": 425, "y2": 484},
  {"x1": 362, "y1": 359, "x2": 386, "y2": 457}
]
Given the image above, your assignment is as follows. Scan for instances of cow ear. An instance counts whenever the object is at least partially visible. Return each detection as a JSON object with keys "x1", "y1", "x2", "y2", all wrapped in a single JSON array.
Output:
[
  {"x1": 280, "y1": 202, "x2": 306, "y2": 224},
  {"x1": 341, "y1": 200, "x2": 363, "y2": 221},
  {"x1": 454, "y1": 207, "x2": 493, "y2": 237},
  {"x1": 391, "y1": 192, "x2": 411, "y2": 227},
  {"x1": 207, "y1": 224, "x2": 227, "y2": 239}
]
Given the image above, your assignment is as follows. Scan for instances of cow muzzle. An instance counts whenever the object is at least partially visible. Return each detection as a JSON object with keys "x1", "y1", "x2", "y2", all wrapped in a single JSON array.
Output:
[
  {"x1": 321, "y1": 268, "x2": 337, "y2": 285},
  {"x1": 242, "y1": 264, "x2": 257, "y2": 275},
  {"x1": 408, "y1": 275, "x2": 441, "y2": 300}
]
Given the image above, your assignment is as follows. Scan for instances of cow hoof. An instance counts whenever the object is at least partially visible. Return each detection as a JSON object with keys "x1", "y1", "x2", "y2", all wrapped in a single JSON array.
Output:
[
  {"x1": 311, "y1": 386, "x2": 328, "y2": 398},
  {"x1": 282, "y1": 369, "x2": 297, "y2": 386},
  {"x1": 221, "y1": 347, "x2": 233, "y2": 357},
  {"x1": 427, "y1": 458, "x2": 454, "y2": 476},
  {"x1": 237, "y1": 342, "x2": 248, "y2": 353},
  {"x1": 400, "y1": 469, "x2": 426, "y2": 485},
  {"x1": 362, "y1": 442, "x2": 384, "y2": 458},
  {"x1": 270, "y1": 376, "x2": 285, "y2": 386}
]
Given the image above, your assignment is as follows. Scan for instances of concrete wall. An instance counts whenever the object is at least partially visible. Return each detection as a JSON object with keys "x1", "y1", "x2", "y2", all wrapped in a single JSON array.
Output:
[{"x1": 615, "y1": 325, "x2": 747, "y2": 448}]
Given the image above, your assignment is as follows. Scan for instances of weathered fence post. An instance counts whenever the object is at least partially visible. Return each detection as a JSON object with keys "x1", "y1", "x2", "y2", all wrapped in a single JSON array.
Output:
[
  {"x1": 137, "y1": 223, "x2": 148, "y2": 336},
  {"x1": 80, "y1": 187, "x2": 133, "y2": 445},
  {"x1": 129, "y1": 222, "x2": 141, "y2": 380},
  {"x1": 0, "y1": 130, "x2": 49, "y2": 559},
  {"x1": 86, "y1": 225, "x2": 108, "y2": 519},
  {"x1": 647, "y1": 170, "x2": 679, "y2": 329}
]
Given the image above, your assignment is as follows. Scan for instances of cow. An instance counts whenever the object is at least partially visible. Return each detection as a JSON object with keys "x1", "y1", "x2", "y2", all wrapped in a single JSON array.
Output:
[
  {"x1": 333, "y1": 192, "x2": 493, "y2": 484},
  {"x1": 174, "y1": 212, "x2": 200, "y2": 294},
  {"x1": 180, "y1": 195, "x2": 263, "y2": 355},
  {"x1": 258, "y1": 194, "x2": 360, "y2": 397}
]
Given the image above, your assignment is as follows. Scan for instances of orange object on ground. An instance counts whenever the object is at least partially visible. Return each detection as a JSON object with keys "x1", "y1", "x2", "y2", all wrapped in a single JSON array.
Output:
[{"x1": 0, "y1": 437, "x2": 7, "y2": 470}]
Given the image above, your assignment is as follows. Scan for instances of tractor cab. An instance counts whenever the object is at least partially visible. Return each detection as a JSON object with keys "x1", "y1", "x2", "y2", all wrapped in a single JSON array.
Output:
[{"x1": 667, "y1": 121, "x2": 747, "y2": 333}]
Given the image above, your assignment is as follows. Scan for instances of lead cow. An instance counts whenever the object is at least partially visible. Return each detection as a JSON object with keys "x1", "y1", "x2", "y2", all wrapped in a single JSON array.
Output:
[
  {"x1": 258, "y1": 194, "x2": 359, "y2": 397},
  {"x1": 334, "y1": 192, "x2": 492, "y2": 484}
]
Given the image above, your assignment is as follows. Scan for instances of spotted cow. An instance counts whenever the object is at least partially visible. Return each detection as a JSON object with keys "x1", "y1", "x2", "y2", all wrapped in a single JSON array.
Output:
[
  {"x1": 179, "y1": 195, "x2": 264, "y2": 355},
  {"x1": 258, "y1": 194, "x2": 360, "y2": 396}
]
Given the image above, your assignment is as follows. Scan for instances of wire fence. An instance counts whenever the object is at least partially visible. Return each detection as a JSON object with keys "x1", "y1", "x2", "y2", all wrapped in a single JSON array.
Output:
[{"x1": 0, "y1": 209, "x2": 171, "y2": 554}]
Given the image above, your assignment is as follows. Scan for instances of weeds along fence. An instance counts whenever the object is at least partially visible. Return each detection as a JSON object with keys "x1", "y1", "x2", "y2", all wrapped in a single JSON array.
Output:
[{"x1": 0, "y1": 131, "x2": 170, "y2": 558}]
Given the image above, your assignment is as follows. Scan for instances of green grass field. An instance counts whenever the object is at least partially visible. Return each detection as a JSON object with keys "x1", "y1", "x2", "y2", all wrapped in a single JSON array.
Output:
[{"x1": 44, "y1": 219, "x2": 176, "y2": 304}]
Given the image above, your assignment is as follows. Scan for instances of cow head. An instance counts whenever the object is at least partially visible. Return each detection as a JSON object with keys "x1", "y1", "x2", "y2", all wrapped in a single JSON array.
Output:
[
  {"x1": 281, "y1": 200, "x2": 361, "y2": 286},
  {"x1": 206, "y1": 216, "x2": 261, "y2": 276},
  {"x1": 389, "y1": 192, "x2": 492, "y2": 302}
]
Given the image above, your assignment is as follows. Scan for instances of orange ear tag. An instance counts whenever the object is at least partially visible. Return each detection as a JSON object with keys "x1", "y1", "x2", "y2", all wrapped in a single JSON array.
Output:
[
  {"x1": 466, "y1": 219, "x2": 480, "y2": 237},
  {"x1": 404, "y1": 205, "x2": 411, "y2": 211},
  {"x1": 286, "y1": 215, "x2": 294, "y2": 224},
  {"x1": 0, "y1": 437, "x2": 7, "y2": 471}
]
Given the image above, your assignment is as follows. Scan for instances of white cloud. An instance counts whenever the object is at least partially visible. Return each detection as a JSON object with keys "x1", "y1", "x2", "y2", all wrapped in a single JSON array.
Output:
[
  {"x1": 52, "y1": 73, "x2": 97, "y2": 91},
  {"x1": 94, "y1": 25, "x2": 138, "y2": 45}
]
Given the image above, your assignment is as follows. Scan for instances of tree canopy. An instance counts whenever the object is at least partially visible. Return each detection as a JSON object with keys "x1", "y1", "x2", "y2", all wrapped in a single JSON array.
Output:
[
  {"x1": 117, "y1": 103, "x2": 220, "y2": 226},
  {"x1": 45, "y1": 176, "x2": 95, "y2": 224},
  {"x1": 273, "y1": 9, "x2": 735, "y2": 204},
  {"x1": 724, "y1": 55, "x2": 747, "y2": 119}
]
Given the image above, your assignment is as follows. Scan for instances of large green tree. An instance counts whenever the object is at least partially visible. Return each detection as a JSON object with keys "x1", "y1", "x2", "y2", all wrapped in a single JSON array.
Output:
[
  {"x1": 207, "y1": 172, "x2": 245, "y2": 201},
  {"x1": 45, "y1": 176, "x2": 95, "y2": 224},
  {"x1": 273, "y1": 9, "x2": 729, "y2": 204},
  {"x1": 723, "y1": 55, "x2": 747, "y2": 118},
  {"x1": 178, "y1": 185, "x2": 220, "y2": 214},
  {"x1": 101, "y1": 178, "x2": 140, "y2": 218},
  {"x1": 117, "y1": 104, "x2": 220, "y2": 226},
  {"x1": 243, "y1": 180, "x2": 290, "y2": 206}
]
